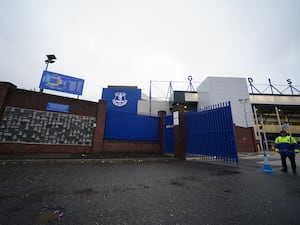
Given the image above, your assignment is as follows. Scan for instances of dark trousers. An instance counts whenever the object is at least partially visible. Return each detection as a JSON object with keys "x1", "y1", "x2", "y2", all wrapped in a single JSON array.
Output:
[{"x1": 281, "y1": 154, "x2": 296, "y2": 171}]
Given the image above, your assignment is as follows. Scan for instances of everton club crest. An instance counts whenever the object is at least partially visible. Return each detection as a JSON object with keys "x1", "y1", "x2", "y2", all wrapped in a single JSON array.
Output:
[{"x1": 112, "y1": 92, "x2": 128, "y2": 107}]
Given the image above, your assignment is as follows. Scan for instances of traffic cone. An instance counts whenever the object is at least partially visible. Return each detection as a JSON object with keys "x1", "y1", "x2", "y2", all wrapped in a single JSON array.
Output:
[{"x1": 263, "y1": 151, "x2": 273, "y2": 173}]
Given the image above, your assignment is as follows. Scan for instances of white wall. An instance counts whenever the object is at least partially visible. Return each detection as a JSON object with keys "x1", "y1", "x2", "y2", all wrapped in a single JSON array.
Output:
[
  {"x1": 138, "y1": 100, "x2": 171, "y2": 115},
  {"x1": 197, "y1": 77, "x2": 254, "y2": 127}
]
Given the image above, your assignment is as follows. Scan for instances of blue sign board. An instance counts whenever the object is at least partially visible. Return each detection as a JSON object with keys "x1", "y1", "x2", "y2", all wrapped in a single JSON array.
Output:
[
  {"x1": 39, "y1": 70, "x2": 84, "y2": 95},
  {"x1": 102, "y1": 87, "x2": 141, "y2": 113},
  {"x1": 46, "y1": 102, "x2": 70, "y2": 113}
]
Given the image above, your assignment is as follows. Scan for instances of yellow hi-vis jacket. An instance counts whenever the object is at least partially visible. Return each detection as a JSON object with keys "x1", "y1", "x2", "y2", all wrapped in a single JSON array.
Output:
[{"x1": 274, "y1": 135, "x2": 300, "y2": 156}]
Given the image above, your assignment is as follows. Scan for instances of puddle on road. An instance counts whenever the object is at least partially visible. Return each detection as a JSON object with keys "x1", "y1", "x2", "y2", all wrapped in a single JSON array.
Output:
[
  {"x1": 211, "y1": 170, "x2": 240, "y2": 176},
  {"x1": 33, "y1": 207, "x2": 65, "y2": 224},
  {"x1": 74, "y1": 188, "x2": 98, "y2": 195},
  {"x1": 295, "y1": 188, "x2": 300, "y2": 198},
  {"x1": 170, "y1": 180, "x2": 186, "y2": 187}
]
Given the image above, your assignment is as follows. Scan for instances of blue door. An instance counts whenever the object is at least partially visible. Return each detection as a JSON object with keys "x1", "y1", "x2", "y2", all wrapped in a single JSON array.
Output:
[{"x1": 164, "y1": 115, "x2": 174, "y2": 153}]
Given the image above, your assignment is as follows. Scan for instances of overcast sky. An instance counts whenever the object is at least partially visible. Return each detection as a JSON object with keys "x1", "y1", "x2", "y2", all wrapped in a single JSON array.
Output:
[{"x1": 1, "y1": 0, "x2": 300, "y2": 101}]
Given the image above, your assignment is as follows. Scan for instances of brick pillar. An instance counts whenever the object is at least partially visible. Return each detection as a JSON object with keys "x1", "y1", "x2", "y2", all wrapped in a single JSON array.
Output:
[
  {"x1": 158, "y1": 110, "x2": 167, "y2": 153},
  {"x1": 0, "y1": 82, "x2": 16, "y2": 119},
  {"x1": 92, "y1": 100, "x2": 107, "y2": 153},
  {"x1": 173, "y1": 105, "x2": 186, "y2": 159}
]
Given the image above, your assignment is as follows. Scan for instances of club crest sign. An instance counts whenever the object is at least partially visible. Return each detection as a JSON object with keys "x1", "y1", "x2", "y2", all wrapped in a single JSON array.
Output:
[{"x1": 112, "y1": 92, "x2": 128, "y2": 107}]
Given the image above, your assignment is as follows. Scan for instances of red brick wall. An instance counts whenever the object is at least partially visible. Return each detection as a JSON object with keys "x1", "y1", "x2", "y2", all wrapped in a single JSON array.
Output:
[
  {"x1": 234, "y1": 126, "x2": 257, "y2": 152},
  {"x1": 0, "y1": 143, "x2": 91, "y2": 153},
  {"x1": 6, "y1": 88, "x2": 98, "y2": 117},
  {"x1": 0, "y1": 82, "x2": 98, "y2": 153},
  {"x1": 0, "y1": 82, "x2": 161, "y2": 154},
  {"x1": 0, "y1": 82, "x2": 16, "y2": 118},
  {"x1": 103, "y1": 140, "x2": 160, "y2": 153}
]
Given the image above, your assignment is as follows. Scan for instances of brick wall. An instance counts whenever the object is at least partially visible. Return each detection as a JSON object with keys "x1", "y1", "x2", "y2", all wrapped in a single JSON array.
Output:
[
  {"x1": 0, "y1": 82, "x2": 255, "y2": 154},
  {"x1": 234, "y1": 126, "x2": 257, "y2": 152},
  {"x1": 0, "y1": 82, "x2": 160, "y2": 154}
]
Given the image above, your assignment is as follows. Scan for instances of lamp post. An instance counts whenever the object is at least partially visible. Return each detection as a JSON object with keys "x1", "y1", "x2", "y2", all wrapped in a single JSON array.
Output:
[
  {"x1": 40, "y1": 54, "x2": 57, "y2": 93},
  {"x1": 239, "y1": 98, "x2": 249, "y2": 127},
  {"x1": 45, "y1": 54, "x2": 56, "y2": 71}
]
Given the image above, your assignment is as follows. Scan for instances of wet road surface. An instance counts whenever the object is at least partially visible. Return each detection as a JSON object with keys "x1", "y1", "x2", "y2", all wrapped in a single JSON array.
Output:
[{"x1": 0, "y1": 152, "x2": 299, "y2": 225}]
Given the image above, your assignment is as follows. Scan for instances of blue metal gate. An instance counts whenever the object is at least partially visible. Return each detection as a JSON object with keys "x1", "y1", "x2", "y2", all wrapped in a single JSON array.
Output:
[{"x1": 185, "y1": 102, "x2": 238, "y2": 162}]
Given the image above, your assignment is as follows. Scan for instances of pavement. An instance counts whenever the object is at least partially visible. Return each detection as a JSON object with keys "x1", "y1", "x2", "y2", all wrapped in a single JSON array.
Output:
[
  {"x1": 0, "y1": 151, "x2": 287, "y2": 165},
  {"x1": 0, "y1": 151, "x2": 300, "y2": 225},
  {"x1": 0, "y1": 152, "x2": 178, "y2": 164}
]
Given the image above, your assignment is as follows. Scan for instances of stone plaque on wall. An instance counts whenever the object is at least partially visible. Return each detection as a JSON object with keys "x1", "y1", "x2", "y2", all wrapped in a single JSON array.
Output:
[{"x1": 0, "y1": 106, "x2": 96, "y2": 145}]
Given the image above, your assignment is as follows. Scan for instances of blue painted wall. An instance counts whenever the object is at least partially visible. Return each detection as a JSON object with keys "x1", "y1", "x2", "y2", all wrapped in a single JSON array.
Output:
[
  {"x1": 102, "y1": 87, "x2": 141, "y2": 113},
  {"x1": 104, "y1": 110, "x2": 159, "y2": 142}
]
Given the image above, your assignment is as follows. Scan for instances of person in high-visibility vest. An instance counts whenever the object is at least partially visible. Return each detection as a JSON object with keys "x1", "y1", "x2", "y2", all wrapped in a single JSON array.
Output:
[{"x1": 275, "y1": 130, "x2": 300, "y2": 174}]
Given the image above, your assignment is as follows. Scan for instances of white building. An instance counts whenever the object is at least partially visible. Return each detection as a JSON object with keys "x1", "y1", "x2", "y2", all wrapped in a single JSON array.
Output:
[
  {"x1": 138, "y1": 76, "x2": 300, "y2": 149},
  {"x1": 197, "y1": 77, "x2": 254, "y2": 128}
]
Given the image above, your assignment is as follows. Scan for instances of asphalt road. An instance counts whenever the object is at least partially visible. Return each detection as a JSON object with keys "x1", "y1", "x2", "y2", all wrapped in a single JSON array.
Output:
[{"x1": 0, "y1": 152, "x2": 299, "y2": 225}]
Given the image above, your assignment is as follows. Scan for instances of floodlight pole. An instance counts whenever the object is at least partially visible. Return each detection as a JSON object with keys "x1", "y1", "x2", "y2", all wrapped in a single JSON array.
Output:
[
  {"x1": 40, "y1": 54, "x2": 56, "y2": 93},
  {"x1": 44, "y1": 54, "x2": 56, "y2": 71},
  {"x1": 45, "y1": 61, "x2": 50, "y2": 71}
]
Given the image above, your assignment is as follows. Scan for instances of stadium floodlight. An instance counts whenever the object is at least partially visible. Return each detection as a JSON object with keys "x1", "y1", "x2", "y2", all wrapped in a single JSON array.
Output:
[
  {"x1": 40, "y1": 54, "x2": 57, "y2": 93},
  {"x1": 45, "y1": 54, "x2": 57, "y2": 70}
]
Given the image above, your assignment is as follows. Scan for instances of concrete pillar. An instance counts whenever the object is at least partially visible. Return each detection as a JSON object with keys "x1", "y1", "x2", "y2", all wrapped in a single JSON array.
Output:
[
  {"x1": 253, "y1": 105, "x2": 263, "y2": 152},
  {"x1": 275, "y1": 105, "x2": 282, "y2": 131}
]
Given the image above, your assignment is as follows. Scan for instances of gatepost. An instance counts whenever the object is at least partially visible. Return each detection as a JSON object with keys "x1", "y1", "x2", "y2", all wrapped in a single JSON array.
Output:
[
  {"x1": 173, "y1": 105, "x2": 186, "y2": 159},
  {"x1": 158, "y1": 110, "x2": 167, "y2": 153},
  {"x1": 92, "y1": 100, "x2": 107, "y2": 152}
]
